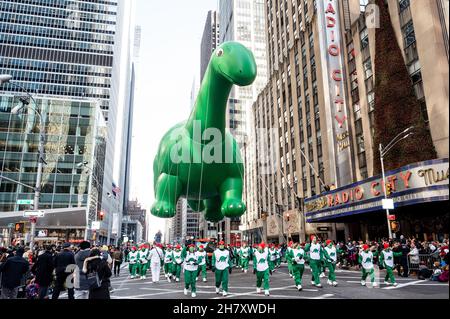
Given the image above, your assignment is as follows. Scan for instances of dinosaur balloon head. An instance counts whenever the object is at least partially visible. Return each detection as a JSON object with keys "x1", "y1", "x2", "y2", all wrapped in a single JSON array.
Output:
[{"x1": 212, "y1": 41, "x2": 257, "y2": 87}]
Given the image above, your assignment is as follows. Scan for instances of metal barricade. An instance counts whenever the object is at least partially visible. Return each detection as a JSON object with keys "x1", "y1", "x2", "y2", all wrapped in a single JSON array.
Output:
[{"x1": 408, "y1": 254, "x2": 440, "y2": 274}]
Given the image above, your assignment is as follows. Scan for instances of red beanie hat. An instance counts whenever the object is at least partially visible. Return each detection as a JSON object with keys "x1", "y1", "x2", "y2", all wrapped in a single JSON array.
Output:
[
  {"x1": 363, "y1": 244, "x2": 369, "y2": 251},
  {"x1": 326, "y1": 240, "x2": 332, "y2": 246},
  {"x1": 383, "y1": 243, "x2": 390, "y2": 249}
]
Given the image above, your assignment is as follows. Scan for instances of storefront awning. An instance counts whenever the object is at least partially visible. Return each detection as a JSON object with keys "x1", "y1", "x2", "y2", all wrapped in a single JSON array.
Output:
[{"x1": 0, "y1": 207, "x2": 87, "y2": 229}]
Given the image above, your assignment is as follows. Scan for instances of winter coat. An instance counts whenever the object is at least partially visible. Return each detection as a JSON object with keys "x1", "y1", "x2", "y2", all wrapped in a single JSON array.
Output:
[
  {"x1": 74, "y1": 249, "x2": 91, "y2": 290},
  {"x1": 0, "y1": 255, "x2": 29, "y2": 289},
  {"x1": 54, "y1": 250, "x2": 76, "y2": 275},
  {"x1": 86, "y1": 258, "x2": 112, "y2": 299},
  {"x1": 31, "y1": 251, "x2": 55, "y2": 287}
]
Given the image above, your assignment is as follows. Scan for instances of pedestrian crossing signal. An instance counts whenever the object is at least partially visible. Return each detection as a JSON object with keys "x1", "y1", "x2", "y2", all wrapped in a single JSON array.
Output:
[
  {"x1": 14, "y1": 223, "x2": 24, "y2": 233},
  {"x1": 99, "y1": 211, "x2": 105, "y2": 221}
]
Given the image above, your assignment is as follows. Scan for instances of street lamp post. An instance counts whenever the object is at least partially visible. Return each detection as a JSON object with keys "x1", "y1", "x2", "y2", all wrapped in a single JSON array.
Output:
[
  {"x1": 379, "y1": 126, "x2": 414, "y2": 239},
  {"x1": 1, "y1": 75, "x2": 45, "y2": 252}
]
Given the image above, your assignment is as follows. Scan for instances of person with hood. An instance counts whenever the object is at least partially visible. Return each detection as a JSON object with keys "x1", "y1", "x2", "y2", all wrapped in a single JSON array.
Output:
[
  {"x1": 238, "y1": 242, "x2": 251, "y2": 273},
  {"x1": 52, "y1": 243, "x2": 76, "y2": 299},
  {"x1": 0, "y1": 247, "x2": 29, "y2": 299},
  {"x1": 182, "y1": 244, "x2": 200, "y2": 298},
  {"x1": 212, "y1": 241, "x2": 233, "y2": 296},
  {"x1": 380, "y1": 242, "x2": 402, "y2": 286},
  {"x1": 149, "y1": 243, "x2": 164, "y2": 283},
  {"x1": 304, "y1": 235, "x2": 324, "y2": 288},
  {"x1": 287, "y1": 242, "x2": 306, "y2": 291},
  {"x1": 323, "y1": 240, "x2": 338, "y2": 287},
  {"x1": 196, "y1": 245, "x2": 207, "y2": 282},
  {"x1": 163, "y1": 245, "x2": 173, "y2": 282},
  {"x1": 74, "y1": 241, "x2": 92, "y2": 299},
  {"x1": 31, "y1": 245, "x2": 55, "y2": 299},
  {"x1": 252, "y1": 242, "x2": 270, "y2": 296},
  {"x1": 359, "y1": 244, "x2": 378, "y2": 287},
  {"x1": 83, "y1": 249, "x2": 112, "y2": 299},
  {"x1": 172, "y1": 245, "x2": 183, "y2": 282},
  {"x1": 126, "y1": 245, "x2": 139, "y2": 279}
]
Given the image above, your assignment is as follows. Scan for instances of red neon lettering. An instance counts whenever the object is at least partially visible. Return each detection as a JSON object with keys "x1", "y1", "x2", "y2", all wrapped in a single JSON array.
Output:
[
  {"x1": 332, "y1": 70, "x2": 342, "y2": 81},
  {"x1": 334, "y1": 193, "x2": 341, "y2": 205},
  {"x1": 342, "y1": 192, "x2": 349, "y2": 203},
  {"x1": 328, "y1": 44, "x2": 340, "y2": 56},
  {"x1": 325, "y1": 2, "x2": 336, "y2": 14},
  {"x1": 399, "y1": 171, "x2": 412, "y2": 188},
  {"x1": 327, "y1": 195, "x2": 334, "y2": 207},
  {"x1": 355, "y1": 187, "x2": 364, "y2": 200},
  {"x1": 371, "y1": 182, "x2": 381, "y2": 196},
  {"x1": 335, "y1": 115, "x2": 347, "y2": 128},
  {"x1": 327, "y1": 16, "x2": 336, "y2": 28}
]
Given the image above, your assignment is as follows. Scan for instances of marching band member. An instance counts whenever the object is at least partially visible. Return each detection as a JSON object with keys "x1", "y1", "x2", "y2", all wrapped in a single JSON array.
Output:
[
  {"x1": 212, "y1": 241, "x2": 232, "y2": 296},
  {"x1": 253, "y1": 243, "x2": 270, "y2": 296}
]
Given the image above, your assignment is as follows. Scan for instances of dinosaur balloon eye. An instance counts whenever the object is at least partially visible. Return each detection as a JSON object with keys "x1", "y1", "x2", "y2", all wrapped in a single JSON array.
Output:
[{"x1": 216, "y1": 49, "x2": 224, "y2": 57}]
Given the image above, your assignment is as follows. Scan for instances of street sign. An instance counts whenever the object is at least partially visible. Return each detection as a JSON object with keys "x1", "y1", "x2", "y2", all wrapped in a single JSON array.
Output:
[
  {"x1": 23, "y1": 210, "x2": 45, "y2": 217},
  {"x1": 91, "y1": 221, "x2": 101, "y2": 230},
  {"x1": 388, "y1": 215, "x2": 396, "y2": 221},
  {"x1": 17, "y1": 199, "x2": 34, "y2": 205},
  {"x1": 317, "y1": 227, "x2": 330, "y2": 231},
  {"x1": 382, "y1": 199, "x2": 395, "y2": 210}
]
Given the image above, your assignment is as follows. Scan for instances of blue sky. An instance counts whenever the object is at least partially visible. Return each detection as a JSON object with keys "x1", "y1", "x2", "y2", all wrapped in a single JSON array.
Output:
[{"x1": 130, "y1": 0, "x2": 218, "y2": 240}]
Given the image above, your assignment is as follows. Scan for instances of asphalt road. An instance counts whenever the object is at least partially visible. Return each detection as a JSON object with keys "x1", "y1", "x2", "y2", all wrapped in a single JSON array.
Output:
[{"x1": 64, "y1": 262, "x2": 449, "y2": 299}]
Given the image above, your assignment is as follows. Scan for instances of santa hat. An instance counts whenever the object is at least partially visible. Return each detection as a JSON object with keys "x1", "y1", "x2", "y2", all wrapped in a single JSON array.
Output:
[
  {"x1": 288, "y1": 241, "x2": 293, "y2": 247},
  {"x1": 175, "y1": 245, "x2": 181, "y2": 250},
  {"x1": 383, "y1": 243, "x2": 390, "y2": 249},
  {"x1": 131, "y1": 246, "x2": 137, "y2": 250},
  {"x1": 199, "y1": 245, "x2": 204, "y2": 249},
  {"x1": 218, "y1": 241, "x2": 225, "y2": 245},
  {"x1": 326, "y1": 240, "x2": 332, "y2": 246},
  {"x1": 258, "y1": 242, "x2": 266, "y2": 249},
  {"x1": 310, "y1": 234, "x2": 316, "y2": 241},
  {"x1": 363, "y1": 244, "x2": 369, "y2": 251},
  {"x1": 167, "y1": 244, "x2": 172, "y2": 249},
  {"x1": 188, "y1": 244, "x2": 195, "y2": 248}
]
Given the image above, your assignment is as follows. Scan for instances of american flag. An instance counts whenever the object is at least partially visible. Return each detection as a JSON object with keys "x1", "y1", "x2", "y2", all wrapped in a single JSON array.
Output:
[{"x1": 112, "y1": 183, "x2": 121, "y2": 197}]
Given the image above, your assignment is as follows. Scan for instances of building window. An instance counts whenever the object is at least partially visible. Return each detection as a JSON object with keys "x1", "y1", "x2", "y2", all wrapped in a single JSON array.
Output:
[{"x1": 360, "y1": 27, "x2": 369, "y2": 49}]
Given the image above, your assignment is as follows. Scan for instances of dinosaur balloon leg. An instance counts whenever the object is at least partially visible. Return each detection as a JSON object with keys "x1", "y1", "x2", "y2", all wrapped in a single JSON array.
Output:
[{"x1": 151, "y1": 41, "x2": 257, "y2": 222}]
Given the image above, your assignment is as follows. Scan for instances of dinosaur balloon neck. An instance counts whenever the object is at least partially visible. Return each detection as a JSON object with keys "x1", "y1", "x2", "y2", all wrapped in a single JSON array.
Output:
[{"x1": 185, "y1": 64, "x2": 232, "y2": 141}]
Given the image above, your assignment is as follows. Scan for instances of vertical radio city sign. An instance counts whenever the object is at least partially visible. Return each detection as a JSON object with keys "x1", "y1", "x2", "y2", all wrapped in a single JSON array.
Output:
[{"x1": 317, "y1": 0, "x2": 354, "y2": 187}]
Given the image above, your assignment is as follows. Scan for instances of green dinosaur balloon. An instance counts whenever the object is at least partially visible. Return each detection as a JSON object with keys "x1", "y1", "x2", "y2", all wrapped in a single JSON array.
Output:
[{"x1": 151, "y1": 42, "x2": 257, "y2": 222}]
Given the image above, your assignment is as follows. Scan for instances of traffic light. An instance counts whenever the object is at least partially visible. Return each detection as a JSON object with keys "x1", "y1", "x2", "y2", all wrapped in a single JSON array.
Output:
[
  {"x1": 99, "y1": 211, "x2": 105, "y2": 221},
  {"x1": 14, "y1": 223, "x2": 24, "y2": 233},
  {"x1": 390, "y1": 221, "x2": 399, "y2": 232},
  {"x1": 286, "y1": 212, "x2": 290, "y2": 222},
  {"x1": 385, "y1": 183, "x2": 393, "y2": 197}
]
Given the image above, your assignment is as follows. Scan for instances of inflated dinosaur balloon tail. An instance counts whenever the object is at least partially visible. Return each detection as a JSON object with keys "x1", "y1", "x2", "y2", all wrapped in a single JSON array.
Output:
[{"x1": 151, "y1": 42, "x2": 257, "y2": 222}]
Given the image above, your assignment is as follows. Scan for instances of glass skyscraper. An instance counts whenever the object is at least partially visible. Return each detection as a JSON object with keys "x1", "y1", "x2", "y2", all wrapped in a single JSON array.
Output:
[{"x1": 0, "y1": 0, "x2": 121, "y2": 243}]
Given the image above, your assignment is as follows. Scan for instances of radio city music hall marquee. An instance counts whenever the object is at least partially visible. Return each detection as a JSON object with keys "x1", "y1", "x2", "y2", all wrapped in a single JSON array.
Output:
[
  {"x1": 317, "y1": 0, "x2": 353, "y2": 186},
  {"x1": 305, "y1": 159, "x2": 449, "y2": 222}
]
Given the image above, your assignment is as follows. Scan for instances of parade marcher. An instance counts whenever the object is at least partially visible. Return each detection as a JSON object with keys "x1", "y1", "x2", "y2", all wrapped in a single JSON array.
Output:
[
  {"x1": 268, "y1": 244, "x2": 278, "y2": 273},
  {"x1": 235, "y1": 244, "x2": 241, "y2": 268},
  {"x1": 238, "y1": 242, "x2": 250, "y2": 273},
  {"x1": 163, "y1": 245, "x2": 173, "y2": 282},
  {"x1": 359, "y1": 244, "x2": 378, "y2": 287},
  {"x1": 172, "y1": 245, "x2": 183, "y2": 282},
  {"x1": 324, "y1": 240, "x2": 338, "y2": 287},
  {"x1": 212, "y1": 241, "x2": 232, "y2": 296},
  {"x1": 287, "y1": 242, "x2": 306, "y2": 291},
  {"x1": 196, "y1": 245, "x2": 207, "y2": 282},
  {"x1": 127, "y1": 246, "x2": 139, "y2": 279},
  {"x1": 286, "y1": 241, "x2": 294, "y2": 277},
  {"x1": 149, "y1": 243, "x2": 164, "y2": 283},
  {"x1": 379, "y1": 243, "x2": 402, "y2": 286},
  {"x1": 137, "y1": 244, "x2": 150, "y2": 279},
  {"x1": 304, "y1": 235, "x2": 323, "y2": 288},
  {"x1": 52, "y1": 243, "x2": 76, "y2": 299},
  {"x1": 182, "y1": 244, "x2": 200, "y2": 298},
  {"x1": 252, "y1": 243, "x2": 270, "y2": 296}
]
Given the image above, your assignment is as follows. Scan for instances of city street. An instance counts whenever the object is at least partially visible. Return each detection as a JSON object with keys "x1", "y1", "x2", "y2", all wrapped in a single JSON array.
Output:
[{"x1": 63, "y1": 263, "x2": 449, "y2": 300}]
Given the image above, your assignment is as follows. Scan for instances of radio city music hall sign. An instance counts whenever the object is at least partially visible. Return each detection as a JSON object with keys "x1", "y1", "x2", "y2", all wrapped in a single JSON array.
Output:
[
  {"x1": 305, "y1": 159, "x2": 449, "y2": 217},
  {"x1": 317, "y1": 0, "x2": 353, "y2": 186}
]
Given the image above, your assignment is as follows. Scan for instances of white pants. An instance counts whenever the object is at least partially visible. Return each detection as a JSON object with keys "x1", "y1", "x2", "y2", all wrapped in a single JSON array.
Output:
[{"x1": 151, "y1": 262, "x2": 161, "y2": 282}]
